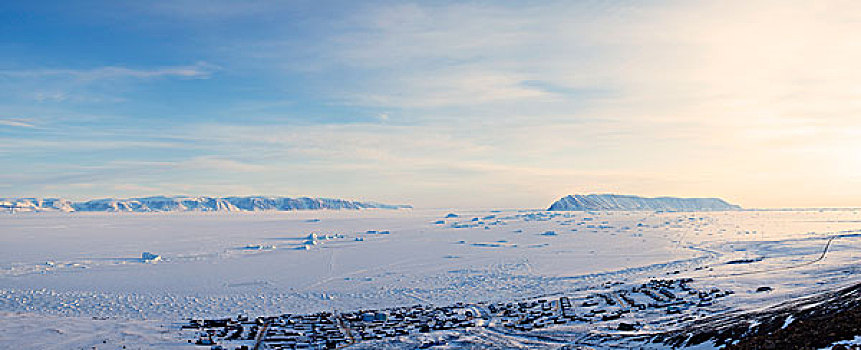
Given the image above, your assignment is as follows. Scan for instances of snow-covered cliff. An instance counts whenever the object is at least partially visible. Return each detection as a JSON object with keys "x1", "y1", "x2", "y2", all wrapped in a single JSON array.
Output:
[
  {"x1": 0, "y1": 196, "x2": 411, "y2": 213},
  {"x1": 547, "y1": 194, "x2": 741, "y2": 211}
]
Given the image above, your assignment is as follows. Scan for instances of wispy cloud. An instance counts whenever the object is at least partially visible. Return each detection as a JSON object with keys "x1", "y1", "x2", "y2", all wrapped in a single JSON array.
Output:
[
  {"x1": 0, "y1": 118, "x2": 37, "y2": 129},
  {"x1": 344, "y1": 70, "x2": 552, "y2": 108},
  {"x1": 0, "y1": 61, "x2": 218, "y2": 81},
  {"x1": 0, "y1": 62, "x2": 219, "y2": 107},
  {"x1": 174, "y1": 156, "x2": 267, "y2": 172}
]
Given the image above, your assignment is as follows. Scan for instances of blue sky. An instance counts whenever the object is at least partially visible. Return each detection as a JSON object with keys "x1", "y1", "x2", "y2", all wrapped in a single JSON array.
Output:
[{"x1": 2, "y1": 1, "x2": 860, "y2": 208}]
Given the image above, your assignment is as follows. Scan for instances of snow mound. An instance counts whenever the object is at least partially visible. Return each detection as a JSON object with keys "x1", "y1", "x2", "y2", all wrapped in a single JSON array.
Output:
[{"x1": 141, "y1": 252, "x2": 162, "y2": 263}]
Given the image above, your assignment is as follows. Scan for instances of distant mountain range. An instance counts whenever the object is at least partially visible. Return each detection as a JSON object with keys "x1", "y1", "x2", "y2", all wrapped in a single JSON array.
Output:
[
  {"x1": 548, "y1": 194, "x2": 741, "y2": 211},
  {"x1": 0, "y1": 196, "x2": 412, "y2": 213}
]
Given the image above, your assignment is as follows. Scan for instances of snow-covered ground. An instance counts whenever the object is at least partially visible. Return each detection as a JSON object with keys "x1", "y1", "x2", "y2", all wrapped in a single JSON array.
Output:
[{"x1": 1, "y1": 208, "x2": 860, "y2": 349}]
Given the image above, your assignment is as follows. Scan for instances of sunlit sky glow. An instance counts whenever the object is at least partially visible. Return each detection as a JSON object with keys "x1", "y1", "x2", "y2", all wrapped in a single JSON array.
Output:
[{"x1": 2, "y1": 1, "x2": 860, "y2": 208}]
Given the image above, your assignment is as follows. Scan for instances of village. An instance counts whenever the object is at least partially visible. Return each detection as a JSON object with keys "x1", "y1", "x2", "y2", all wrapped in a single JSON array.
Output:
[{"x1": 184, "y1": 278, "x2": 734, "y2": 349}]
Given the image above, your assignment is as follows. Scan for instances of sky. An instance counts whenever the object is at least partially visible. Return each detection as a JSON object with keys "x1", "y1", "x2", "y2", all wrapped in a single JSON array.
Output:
[{"x1": 1, "y1": 0, "x2": 860, "y2": 209}]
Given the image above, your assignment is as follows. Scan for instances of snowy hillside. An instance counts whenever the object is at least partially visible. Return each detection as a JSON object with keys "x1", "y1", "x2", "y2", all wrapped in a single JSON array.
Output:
[
  {"x1": 0, "y1": 196, "x2": 411, "y2": 213},
  {"x1": 548, "y1": 194, "x2": 741, "y2": 211},
  {"x1": 0, "y1": 198, "x2": 75, "y2": 212}
]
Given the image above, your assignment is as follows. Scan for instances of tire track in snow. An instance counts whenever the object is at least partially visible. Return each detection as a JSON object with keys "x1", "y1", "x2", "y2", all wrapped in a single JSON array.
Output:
[{"x1": 708, "y1": 235, "x2": 840, "y2": 278}]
